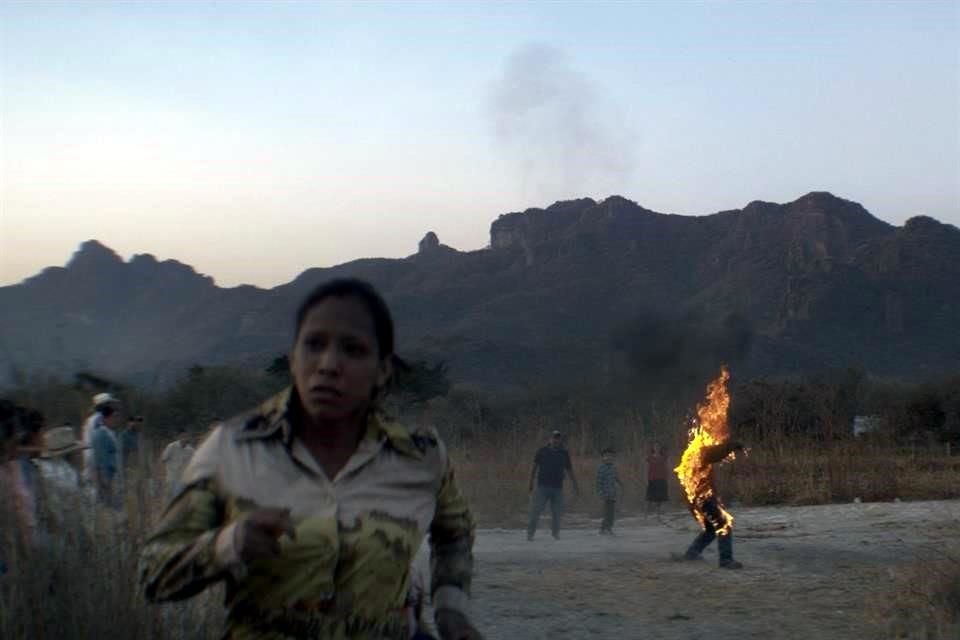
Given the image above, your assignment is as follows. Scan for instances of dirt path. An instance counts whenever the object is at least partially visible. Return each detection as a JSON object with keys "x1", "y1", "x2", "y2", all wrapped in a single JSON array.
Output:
[{"x1": 467, "y1": 500, "x2": 960, "y2": 639}]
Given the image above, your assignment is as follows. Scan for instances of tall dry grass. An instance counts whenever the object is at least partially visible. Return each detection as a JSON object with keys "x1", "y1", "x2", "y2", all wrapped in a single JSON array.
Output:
[
  {"x1": 874, "y1": 546, "x2": 960, "y2": 639},
  {"x1": 2, "y1": 428, "x2": 959, "y2": 639},
  {"x1": 0, "y1": 438, "x2": 222, "y2": 640},
  {"x1": 452, "y1": 433, "x2": 960, "y2": 526}
]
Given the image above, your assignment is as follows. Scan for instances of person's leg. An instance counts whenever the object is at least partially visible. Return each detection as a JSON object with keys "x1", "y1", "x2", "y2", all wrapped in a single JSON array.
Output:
[
  {"x1": 652, "y1": 479, "x2": 667, "y2": 515},
  {"x1": 549, "y1": 488, "x2": 564, "y2": 538},
  {"x1": 527, "y1": 487, "x2": 548, "y2": 539},
  {"x1": 701, "y1": 498, "x2": 740, "y2": 567},
  {"x1": 717, "y1": 531, "x2": 737, "y2": 566},
  {"x1": 685, "y1": 523, "x2": 716, "y2": 559},
  {"x1": 605, "y1": 499, "x2": 616, "y2": 533}
]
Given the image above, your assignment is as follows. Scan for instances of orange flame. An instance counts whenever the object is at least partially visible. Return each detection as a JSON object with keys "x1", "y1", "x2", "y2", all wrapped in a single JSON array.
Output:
[{"x1": 673, "y1": 366, "x2": 735, "y2": 534}]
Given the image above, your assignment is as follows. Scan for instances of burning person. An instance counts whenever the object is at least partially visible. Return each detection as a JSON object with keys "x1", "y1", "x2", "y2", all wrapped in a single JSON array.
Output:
[{"x1": 672, "y1": 367, "x2": 745, "y2": 569}]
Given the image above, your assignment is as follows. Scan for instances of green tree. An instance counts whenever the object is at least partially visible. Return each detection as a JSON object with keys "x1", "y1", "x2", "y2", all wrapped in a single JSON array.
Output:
[
  {"x1": 392, "y1": 359, "x2": 451, "y2": 407},
  {"x1": 266, "y1": 355, "x2": 290, "y2": 380}
]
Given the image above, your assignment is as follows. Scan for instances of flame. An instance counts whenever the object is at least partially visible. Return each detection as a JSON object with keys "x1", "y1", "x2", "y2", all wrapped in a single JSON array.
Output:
[{"x1": 673, "y1": 366, "x2": 735, "y2": 534}]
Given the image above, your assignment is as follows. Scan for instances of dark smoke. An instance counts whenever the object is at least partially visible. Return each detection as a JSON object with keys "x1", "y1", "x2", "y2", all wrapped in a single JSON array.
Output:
[
  {"x1": 487, "y1": 43, "x2": 636, "y2": 199},
  {"x1": 612, "y1": 308, "x2": 755, "y2": 409}
]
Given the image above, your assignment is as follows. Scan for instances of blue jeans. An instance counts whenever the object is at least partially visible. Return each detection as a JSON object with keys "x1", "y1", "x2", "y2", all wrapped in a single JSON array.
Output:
[
  {"x1": 685, "y1": 497, "x2": 734, "y2": 564},
  {"x1": 527, "y1": 486, "x2": 564, "y2": 537}
]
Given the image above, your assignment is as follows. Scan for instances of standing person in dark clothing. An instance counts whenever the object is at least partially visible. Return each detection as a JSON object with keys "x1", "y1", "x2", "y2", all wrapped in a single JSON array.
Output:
[
  {"x1": 645, "y1": 443, "x2": 668, "y2": 515},
  {"x1": 92, "y1": 417, "x2": 120, "y2": 509},
  {"x1": 120, "y1": 415, "x2": 141, "y2": 469},
  {"x1": 527, "y1": 430, "x2": 579, "y2": 541}
]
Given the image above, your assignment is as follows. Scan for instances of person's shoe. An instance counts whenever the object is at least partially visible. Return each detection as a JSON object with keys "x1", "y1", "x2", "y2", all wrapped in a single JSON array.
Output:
[
  {"x1": 719, "y1": 560, "x2": 743, "y2": 569},
  {"x1": 527, "y1": 533, "x2": 534, "y2": 541},
  {"x1": 551, "y1": 532, "x2": 560, "y2": 540},
  {"x1": 670, "y1": 552, "x2": 704, "y2": 562}
]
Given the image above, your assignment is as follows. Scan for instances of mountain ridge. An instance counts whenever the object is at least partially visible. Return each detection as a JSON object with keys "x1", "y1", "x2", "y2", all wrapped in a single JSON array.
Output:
[{"x1": 2, "y1": 192, "x2": 957, "y2": 391}]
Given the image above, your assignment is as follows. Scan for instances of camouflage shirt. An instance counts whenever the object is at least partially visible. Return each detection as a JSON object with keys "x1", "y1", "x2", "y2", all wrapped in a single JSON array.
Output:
[{"x1": 139, "y1": 389, "x2": 476, "y2": 640}]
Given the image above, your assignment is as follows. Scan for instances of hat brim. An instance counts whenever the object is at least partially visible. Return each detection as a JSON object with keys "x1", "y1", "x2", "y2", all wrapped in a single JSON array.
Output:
[{"x1": 41, "y1": 443, "x2": 89, "y2": 458}]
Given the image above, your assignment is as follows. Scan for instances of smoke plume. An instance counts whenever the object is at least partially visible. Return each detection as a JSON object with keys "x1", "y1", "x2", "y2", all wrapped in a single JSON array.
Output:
[
  {"x1": 612, "y1": 308, "x2": 755, "y2": 410},
  {"x1": 488, "y1": 43, "x2": 636, "y2": 199}
]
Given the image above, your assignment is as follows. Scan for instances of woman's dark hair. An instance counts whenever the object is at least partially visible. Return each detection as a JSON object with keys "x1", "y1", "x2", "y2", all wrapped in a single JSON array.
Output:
[
  {"x1": 294, "y1": 279, "x2": 395, "y2": 359},
  {"x1": 14, "y1": 406, "x2": 43, "y2": 446},
  {"x1": 0, "y1": 401, "x2": 43, "y2": 446},
  {"x1": 0, "y1": 399, "x2": 16, "y2": 442}
]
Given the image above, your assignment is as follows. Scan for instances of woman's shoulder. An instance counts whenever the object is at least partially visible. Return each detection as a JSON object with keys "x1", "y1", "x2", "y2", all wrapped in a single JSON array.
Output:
[
  {"x1": 197, "y1": 390, "x2": 289, "y2": 446},
  {"x1": 378, "y1": 417, "x2": 450, "y2": 466}
]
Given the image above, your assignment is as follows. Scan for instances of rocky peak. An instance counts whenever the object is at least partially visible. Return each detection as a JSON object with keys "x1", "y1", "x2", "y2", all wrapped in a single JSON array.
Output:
[
  {"x1": 67, "y1": 239, "x2": 124, "y2": 271},
  {"x1": 130, "y1": 253, "x2": 159, "y2": 267},
  {"x1": 490, "y1": 198, "x2": 597, "y2": 250},
  {"x1": 903, "y1": 215, "x2": 958, "y2": 235},
  {"x1": 418, "y1": 232, "x2": 441, "y2": 254}
]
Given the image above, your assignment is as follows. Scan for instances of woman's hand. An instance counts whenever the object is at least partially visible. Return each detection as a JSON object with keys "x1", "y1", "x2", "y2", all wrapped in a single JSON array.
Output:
[
  {"x1": 436, "y1": 609, "x2": 484, "y2": 640},
  {"x1": 232, "y1": 508, "x2": 297, "y2": 564}
]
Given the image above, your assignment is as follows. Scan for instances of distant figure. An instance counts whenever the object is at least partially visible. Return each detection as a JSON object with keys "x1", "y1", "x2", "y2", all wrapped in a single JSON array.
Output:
[
  {"x1": 527, "y1": 430, "x2": 580, "y2": 541},
  {"x1": 33, "y1": 425, "x2": 95, "y2": 537},
  {"x1": 82, "y1": 393, "x2": 120, "y2": 483},
  {"x1": 120, "y1": 415, "x2": 142, "y2": 472},
  {"x1": 595, "y1": 448, "x2": 624, "y2": 535},
  {"x1": 35, "y1": 427, "x2": 86, "y2": 493},
  {"x1": 645, "y1": 443, "x2": 669, "y2": 515},
  {"x1": 0, "y1": 400, "x2": 15, "y2": 576},
  {"x1": 2, "y1": 405, "x2": 44, "y2": 547},
  {"x1": 160, "y1": 429, "x2": 195, "y2": 497},
  {"x1": 672, "y1": 440, "x2": 745, "y2": 569},
  {"x1": 91, "y1": 410, "x2": 121, "y2": 509},
  {"x1": 0, "y1": 400, "x2": 17, "y2": 462}
]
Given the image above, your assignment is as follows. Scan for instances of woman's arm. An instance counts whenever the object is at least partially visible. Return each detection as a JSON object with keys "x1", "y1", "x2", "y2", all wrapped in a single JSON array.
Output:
[
  {"x1": 429, "y1": 444, "x2": 483, "y2": 639},
  {"x1": 138, "y1": 479, "x2": 233, "y2": 601},
  {"x1": 430, "y1": 459, "x2": 475, "y2": 616},
  {"x1": 139, "y1": 426, "x2": 243, "y2": 602}
]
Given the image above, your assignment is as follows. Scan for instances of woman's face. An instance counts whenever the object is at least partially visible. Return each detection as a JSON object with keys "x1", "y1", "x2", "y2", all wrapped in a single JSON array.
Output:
[{"x1": 290, "y1": 296, "x2": 390, "y2": 423}]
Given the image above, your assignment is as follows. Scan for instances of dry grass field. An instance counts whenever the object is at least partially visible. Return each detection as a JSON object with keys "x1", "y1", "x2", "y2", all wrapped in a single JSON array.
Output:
[{"x1": 3, "y1": 433, "x2": 959, "y2": 639}]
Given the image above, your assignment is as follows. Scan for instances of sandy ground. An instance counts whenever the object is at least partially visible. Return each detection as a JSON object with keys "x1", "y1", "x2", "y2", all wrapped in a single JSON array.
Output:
[{"x1": 464, "y1": 500, "x2": 960, "y2": 640}]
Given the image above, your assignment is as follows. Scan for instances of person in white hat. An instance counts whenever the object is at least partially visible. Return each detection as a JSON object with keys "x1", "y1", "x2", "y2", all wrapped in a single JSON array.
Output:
[
  {"x1": 34, "y1": 426, "x2": 97, "y2": 535},
  {"x1": 82, "y1": 393, "x2": 119, "y2": 484},
  {"x1": 160, "y1": 428, "x2": 196, "y2": 498},
  {"x1": 36, "y1": 426, "x2": 88, "y2": 493}
]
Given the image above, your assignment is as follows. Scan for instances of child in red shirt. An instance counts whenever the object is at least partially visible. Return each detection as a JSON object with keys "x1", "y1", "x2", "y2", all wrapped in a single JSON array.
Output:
[{"x1": 645, "y1": 444, "x2": 668, "y2": 515}]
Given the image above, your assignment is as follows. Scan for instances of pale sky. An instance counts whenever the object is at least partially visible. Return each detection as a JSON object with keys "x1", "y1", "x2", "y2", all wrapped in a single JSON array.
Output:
[{"x1": 2, "y1": 1, "x2": 958, "y2": 288}]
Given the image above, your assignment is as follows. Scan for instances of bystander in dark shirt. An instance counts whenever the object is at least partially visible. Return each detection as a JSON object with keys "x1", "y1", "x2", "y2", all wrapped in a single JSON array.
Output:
[
  {"x1": 534, "y1": 447, "x2": 572, "y2": 489},
  {"x1": 120, "y1": 429, "x2": 138, "y2": 463}
]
